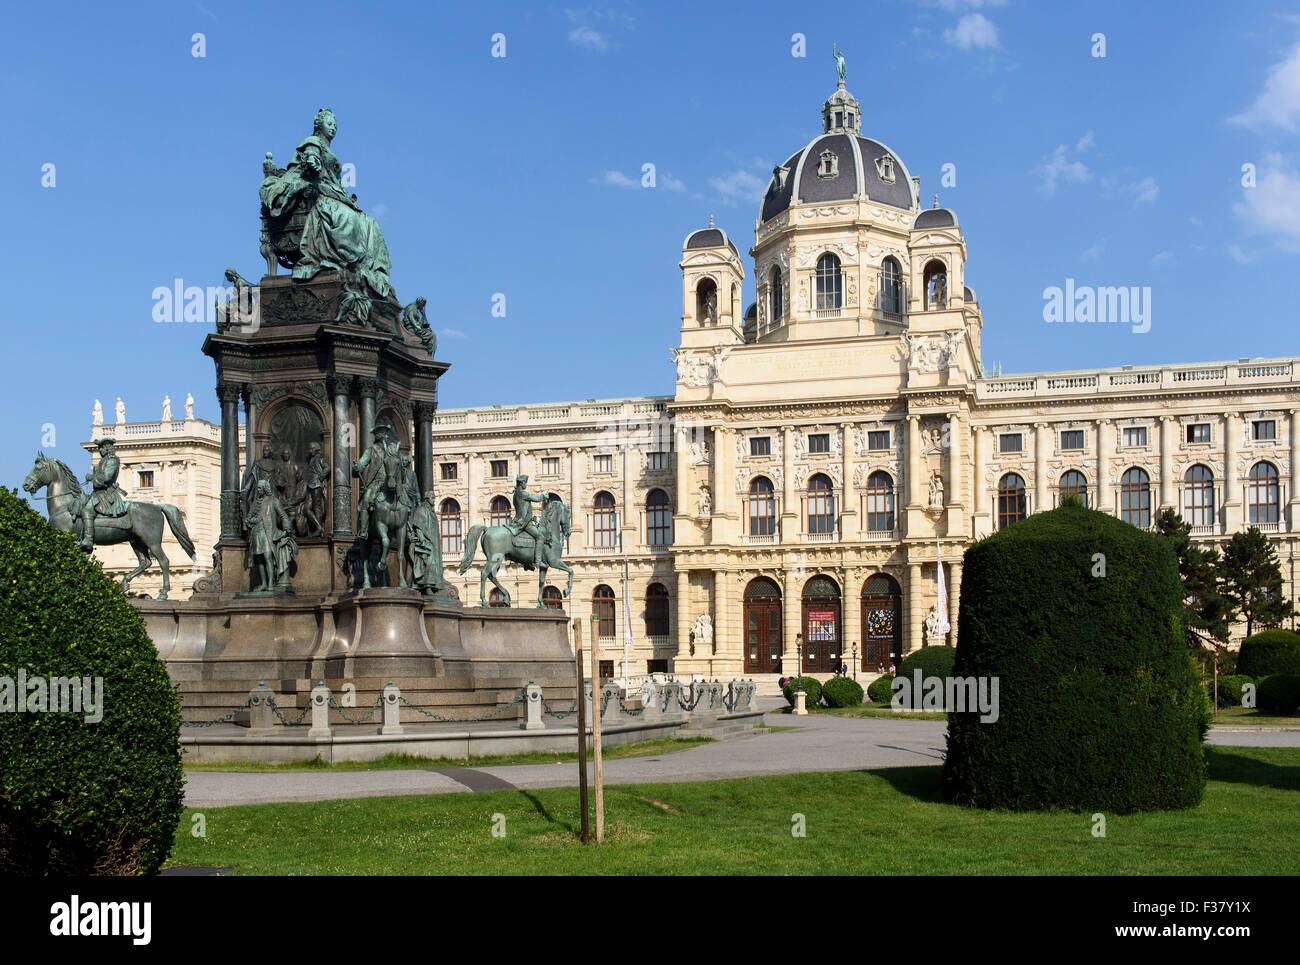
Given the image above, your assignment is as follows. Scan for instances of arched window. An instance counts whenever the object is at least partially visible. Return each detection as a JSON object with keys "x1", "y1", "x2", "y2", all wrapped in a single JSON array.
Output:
[
  {"x1": 865, "y1": 470, "x2": 895, "y2": 533},
  {"x1": 807, "y1": 473, "x2": 835, "y2": 535},
  {"x1": 1248, "y1": 461, "x2": 1280, "y2": 524},
  {"x1": 1120, "y1": 468, "x2": 1151, "y2": 528},
  {"x1": 923, "y1": 259, "x2": 948, "y2": 310},
  {"x1": 1058, "y1": 470, "x2": 1088, "y2": 507},
  {"x1": 748, "y1": 476, "x2": 776, "y2": 536},
  {"x1": 646, "y1": 488, "x2": 671, "y2": 546},
  {"x1": 1184, "y1": 465, "x2": 1215, "y2": 527},
  {"x1": 815, "y1": 253, "x2": 842, "y2": 310},
  {"x1": 439, "y1": 498, "x2": 463, "y2": 554},
  {"x1": 489, "y1": 495, "x2": 510, "y2": 527},
  {"x1": 695, "y1": 278, "x2": 718, "y2": 325},
  {"x1": 542, "y1": 585, "x2": 564, "y2": 610},
  {"x1": 769, "y1": 267, "x2": 784, "y2": 325},
  {"x1": 881, "y1": 257, "x2": 903, "y2": 314},
  {"x1": 593, "y1": 584, "x2": 615, "y2": 639},
  {"x1": 593, "y1": 491, "x2": 617, "y2": 548},
  {"x1": 645, "y1": 583, "x2": 669, "y2": 637},
  {"x1": 997, "y1": 473, "x2": 1027, "y2": 530},
  {"x1": 488, "y1": 587, "x2": 507, "y2": 608}
]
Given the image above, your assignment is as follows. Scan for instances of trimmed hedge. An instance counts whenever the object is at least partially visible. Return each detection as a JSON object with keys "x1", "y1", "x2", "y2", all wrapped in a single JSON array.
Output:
[
  {"x1": 1215, "y1": 674, "x2": 1254, "y2": 709},
  {"x1": 821, "y1": 676, "x2": 864, "y2": 708},
  {"x1": 941, "y1": 502, "x2": 1207, "y2": 813},
  {"x1": 1236, "y1": 629, "x2": 1300, "y2": 679},
  {"x1": 0, "y1": 488, "x2": 185, "y2": 874},
  {"x1": 1257, "y1": 674, "x2": 1300, "y2": 715},
  {"x1": 895, "y1": 646, "x2": 956, "y2": 709},
  {"x1": 867, "y1": 674, "x2": 895, "y2": 704},
  {"x1": 782, "y1": 676, "x2": 821, "y2": 708}
]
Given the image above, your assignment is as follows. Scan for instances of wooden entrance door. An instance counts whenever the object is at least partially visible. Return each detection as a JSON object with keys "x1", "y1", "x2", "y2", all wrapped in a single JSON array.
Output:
[
  {"x1": 801, "y1": 576, "x2": 842, "y2": 674},
  {"x1": 743, "y1": 578, "x2": 782, "y2": 674},
  {"x1": 861, "y1": 573, "x2": 903, "y2": 671}
]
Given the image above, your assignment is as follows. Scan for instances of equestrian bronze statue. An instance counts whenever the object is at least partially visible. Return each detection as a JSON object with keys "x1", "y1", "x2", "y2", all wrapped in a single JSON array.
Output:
[{"x1": 457, "y1": 478, "x2": 573, "y2": 608}]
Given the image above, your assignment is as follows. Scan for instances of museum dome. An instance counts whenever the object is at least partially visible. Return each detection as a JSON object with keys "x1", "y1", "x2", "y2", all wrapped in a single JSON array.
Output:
[
  {"x1": 759, "y1": 80, "x2": 917, "y2": 224},
  {"x1": 914, "y1": 206, "x2": 958, "y2": 229},
  {"x1": 683, "y1": 217, "x2": 739, "y2": 255}
]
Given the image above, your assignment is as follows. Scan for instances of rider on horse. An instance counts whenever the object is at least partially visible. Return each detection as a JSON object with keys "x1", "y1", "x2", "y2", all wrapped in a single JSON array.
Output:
[
  {"x1": 352, "y1": 416, "x2": 403, "y2": 539},
  {"x1": 506, "y1": 474, "x2": 551, "y2": 570},
  {"x1": 78, "y1": 438, "x2": 129, "y2": 550}
]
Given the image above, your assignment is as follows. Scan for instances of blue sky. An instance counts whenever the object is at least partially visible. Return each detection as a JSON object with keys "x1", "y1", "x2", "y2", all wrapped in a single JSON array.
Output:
[{"x1": 4, "y1": 0, "x2": 1300, "y2": 490}]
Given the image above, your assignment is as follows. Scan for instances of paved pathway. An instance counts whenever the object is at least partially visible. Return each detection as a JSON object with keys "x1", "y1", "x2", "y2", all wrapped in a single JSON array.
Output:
[{"x1": 182, "y1": 709, "x2": 1300, "y2": 808}]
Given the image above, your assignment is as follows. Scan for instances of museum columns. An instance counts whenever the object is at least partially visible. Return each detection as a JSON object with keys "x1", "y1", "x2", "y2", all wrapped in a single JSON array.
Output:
[
  {"x1": 1224, "y1": 412, "x2": 1240, "y2": 531},
  {"x1": 781, "y1": 425, "x2": 796, "y2": 542},
  {"x1": 676, "y1": 569, "x2": 691, "y2": 662},
  {"x1": 713, "y1": 569, "x2": 729, "y2": 664},
  {"x1": 949, "y1": 559, "x2": 962, "y2": 646},
  {"x1": 1159, "y1": 415, "x2": 1175, "y2": 510},
  {"x1": 1034, "y1": 422, "x2": 1049, "y2": 512},
  {"x1": 946, "y1": 411, "x2": 963, "y2": 536},
  {"x1": 840, "y1": 423, "x2": 857, "y2": 539},
  {"x1": 1290, "y1": 409, "x2": 1300, "y2": 531},
  {"x1": 907, "y1": 561, "x2": 923, "y2": 655},
  {"x1": 1096, "y1": 418, "x2": 1113, "y2": 513}
]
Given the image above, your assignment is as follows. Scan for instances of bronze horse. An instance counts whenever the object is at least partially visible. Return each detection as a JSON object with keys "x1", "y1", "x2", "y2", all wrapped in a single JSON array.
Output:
[
  {"x1": 22, "y1": 452, "x2": 195, "y2": 600},
  {"x1": 457, "y1": 495, "x2": 573, "y2": 607}
]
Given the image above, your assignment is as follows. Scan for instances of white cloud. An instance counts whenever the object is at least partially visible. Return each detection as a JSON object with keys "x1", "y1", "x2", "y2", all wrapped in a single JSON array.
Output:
[
  {"x1": 568, "y1": 26, "x2": 609, "y2": 51},
  {"x1": 1150, "y1": 250, "x2": 1176, "y2": 266},
  {"x1": 1228, "y1": 245, "x2": 1256, "y2": 264},
  {"x1": 944, "y1": 13, "x2": 1000, "y2": 51},
  {"x1": 593, "y1": 170, "x2": 639, "y2": 189},
  {"x1": 439, "y1": 327, "x2": 466, "y2": 339},
  {"x1": 1036, "y1": 132, "x2": 1094, "y2": 196},
  {"x1": 708, "y1": 169, "x2": 767, "y2": 205},
  {"x1": 1233, "y1": 152, "x2": 1300, "y2": 249},
  {"x1": 661, "y1": 173, "x2": 687, "y2": 192},
  {"x1": 1231, "y1": 39, "x2": 1300, "y2": 131},
  {"x1": 1081, "y1": 244, "x2": 1104, "y2": 262},
  {"x1": 930, "y1": 0, "x2": 1007, "y2": 9},
  {"x1": 1125, "y1": 176, "x2": 1159, "y2": 204}
]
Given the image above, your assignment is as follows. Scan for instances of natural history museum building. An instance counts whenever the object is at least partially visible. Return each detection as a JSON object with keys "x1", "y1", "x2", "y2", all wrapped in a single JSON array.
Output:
[{"x1": 91, "y1": 76, "x2": 1300, "y2": 679}]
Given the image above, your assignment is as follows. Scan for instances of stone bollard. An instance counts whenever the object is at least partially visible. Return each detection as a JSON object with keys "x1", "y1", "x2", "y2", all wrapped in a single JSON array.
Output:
[
  {"x1": 600, "y1": 681, "x2": 622, "y2": 724},
  {"x1": 794, "y1": 690, "x2": 808, "y2": 716},
  {"x1": 584, "y1": 678, "x2": 594, "y2": 725},
  {"x1": 522, "y1": 681, "x2": 544, "y2": 730},
  {"x1": 658, "y1": 682, "x2": 685, "y2": 722},
  {"x1": 308, "y1": 682, "x2": 332, "y2": 738},
  {"x1": 248, "y1": 682, "x2": 276, "y2": 737},
  {"x1": 381, "y1": 681, "x2": 403, "y2": 735}
]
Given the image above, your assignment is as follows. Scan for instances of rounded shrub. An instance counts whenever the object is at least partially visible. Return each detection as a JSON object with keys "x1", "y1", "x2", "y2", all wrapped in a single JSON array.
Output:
[
  {"x1": 1236, "y1": 629, "x2": 1300, "y2": 679},
  {"x1": 781, "y1": 676, "x2": 821, "y2": 708},
  {"x1": 867, "y1": 674, "x2": 895, "y2": 705},
  {"x1": 893, "y1": 646, "x2": 956, "y2": 709},
  {"x1": 0, "y1": 488, "x2": 185, "y2": 874},
  {"x1": 1215, "y1": 674, "x2": 1254, "y2": 709},
  {"x1": 941, "y1": 502, "x2": 1206, "y2": 813},
  {"x1": 1257, "y1": 674, "x2": 1300, "y2": 715},
  {"x1": 821, "y1": 676, "x2": 864, "y2": 708}
]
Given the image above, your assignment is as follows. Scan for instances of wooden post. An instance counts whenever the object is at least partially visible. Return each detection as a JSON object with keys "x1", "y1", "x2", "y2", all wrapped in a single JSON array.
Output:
[
  {"x1": 591, "y1": 608, "x2": 605, "y2": 843},
  {"x1": 574, "y1": 620, "x2": 590, "y2": 844}
]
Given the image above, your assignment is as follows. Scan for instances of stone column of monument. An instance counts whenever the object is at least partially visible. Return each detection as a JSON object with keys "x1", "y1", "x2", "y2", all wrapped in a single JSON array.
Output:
[
  {"x1": 242, "y1": 384, "x2": 258, "y2": 482},
  {"x1": 907, "y1": 560, "x2": 924, "y2": 654},
  {"x1": 357, "y1": 377, "x2": 379, "y2": 458},
  {"x1": 946, "y1": 411, "x2": 964, "y2": 535},
  {"x1": 840, "y1": 423, "x2": 857, "y2": 539},
  {"x1": 1224, "y1": 412, "x2": 1240, "y2": 531},
  {"x1": 1159, "y1": 415, "x2": 1176, "y2": 510},
  {"x1": 1096, "y1": 418, "x2": 1113, "y2": 512},
  {"x1": 217, "y1": 381, "x2": 243, "y2": 539},
  {"x1": 414, "y1": 402, "x2": 436, "y2": 496},
  {"x1": 780, "y1": 425, "x2": 795, "y2": 543},
  {"x1": 675, "y1": 569, "x2": 691, "y2": 666},
  {"x1": 1034, "y1": 422, "x2": 1049, "y2": 513}
]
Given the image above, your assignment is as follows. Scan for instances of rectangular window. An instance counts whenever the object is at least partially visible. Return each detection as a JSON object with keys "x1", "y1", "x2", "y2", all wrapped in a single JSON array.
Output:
[
  {"x1": 750, "y1": 437, "x2": 771, "y2": 457},
  {"x1": 541, "y1": 457, "x2": 559, "y2": 476},
  {"x1": 490, "y1": 459, "x2": 508, "y2": 478},
  {"x1": 1253, "y1": 420, "x2": 1276, "y2": 442},
  {"x1": 1122, "y1": 426, "x2": 1148, "y2": 448},
  {"x1": 1060, "y1": 430, "x2": 1084, "y2": 451},
  {"x1": 440, "y1": 462, "x2": 458, "y2": 481},
  {"x1": 594, "y1": 454, "x2": 613, "y2": 473},
  {"x1": 999, "y1": 434, "x2": 1022, "y2": 454},
  {"x1": 808, "y1": 433, "x2": 830, "y2": 454},
  {"x1": 867, "y1": 430, "x2": 890, "y2": 451},
  {"x1": 1186, "y1": 423, "x2": 1211, "y2": 444},
  {"x1": 138, "y1": 470, "x2": 154, "y2": 488},
  {"x1": 648, "y1": 451, "x2": 668, "y2": 471}
]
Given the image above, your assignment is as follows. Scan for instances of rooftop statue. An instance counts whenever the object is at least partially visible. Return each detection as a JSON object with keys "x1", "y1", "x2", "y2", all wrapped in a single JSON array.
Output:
[
  {"x1": 259, "y1": 108, "x2": 393, "y2": 300},
  {"x1": 833, "y1": 43, "x2": 847, "y2": 85}
]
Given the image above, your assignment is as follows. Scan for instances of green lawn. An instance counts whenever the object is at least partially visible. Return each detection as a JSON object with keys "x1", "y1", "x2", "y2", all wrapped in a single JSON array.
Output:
[
  {"x1": 1210, "y1": 706, "x2": 1300, "y2": 727},
  {"x1": 168, "y1": 746, "x2": 1300, "y2": 875},
  {"x1": 183, "y1": 737, "x2": 713, "y2": 772},
  {"x1": 799, "y1": 703, "x2": 949, "y2": 721}
]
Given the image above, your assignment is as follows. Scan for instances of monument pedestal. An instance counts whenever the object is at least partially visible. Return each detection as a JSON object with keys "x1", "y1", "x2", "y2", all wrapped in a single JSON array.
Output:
[{"x1": 325, "y1": 587, "x2": 442, "y2": 679}]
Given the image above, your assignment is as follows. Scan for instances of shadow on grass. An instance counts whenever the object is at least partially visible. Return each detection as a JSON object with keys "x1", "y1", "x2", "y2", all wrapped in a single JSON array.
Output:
[
  {"x1": 868, "y1": 765, "x2": 944, "y2": 802},
  {"x1": 518, "y1": 789, "x2": 578, "y2": 834},
  {"x1": 1205, "y1": 746, "x2": 1300, "y2": 793}
]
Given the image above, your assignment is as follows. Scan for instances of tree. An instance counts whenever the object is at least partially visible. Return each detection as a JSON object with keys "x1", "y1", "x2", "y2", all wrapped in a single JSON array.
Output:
[
  {"x1": 1155, "y1": 508, "x2": 1231, "y2": 644},
  {"x1": 1221, "y1": 526, "x2": 1296, "y2": 638}
]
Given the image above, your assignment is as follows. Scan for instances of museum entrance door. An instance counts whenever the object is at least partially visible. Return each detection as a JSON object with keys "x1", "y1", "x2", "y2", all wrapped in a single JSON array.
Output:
[
  {"x1": 801, "y1": 575, "x2": 842, "y2": 674},
  {"x1": 861, "y1": 573, "x2": 903, "y2": 672},
  {"x1": 743, "y1": 577, "x2": 782, "y2": 675}
]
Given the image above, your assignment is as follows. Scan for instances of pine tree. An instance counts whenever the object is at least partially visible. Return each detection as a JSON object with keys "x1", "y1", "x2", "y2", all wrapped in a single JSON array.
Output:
[
  {"x1": 1221, "y1": 526, "x2": 1296, "y2": 638},
  {"x1": 1155, "y1": 508, "x2": 1231, "y2": 644}
]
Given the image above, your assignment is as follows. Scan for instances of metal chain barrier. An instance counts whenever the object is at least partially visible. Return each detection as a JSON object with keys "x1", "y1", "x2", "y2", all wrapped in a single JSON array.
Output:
[
  {"x1": 179, "y1": 696, "x2": 255, "y2": 728},
  {"x1": 266, "y1": 695, "x2": 313, "y2": 727},
  {"x1": 397, "y1": 689, "x2": 526, "y2": 724},
  {"x1": 327, "y1": 693, "x2": 383, "y2": 725},
  {"x1": 540, "y1": 684, "x2": 590, "y2": 720}
]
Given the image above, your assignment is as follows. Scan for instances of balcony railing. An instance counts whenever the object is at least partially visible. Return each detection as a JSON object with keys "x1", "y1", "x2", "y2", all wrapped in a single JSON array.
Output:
[
  {"x1": 975, "y1": 359, "x2": 1299, "y2": 401},
  {"x1": 742, "y1": 533, "x2": 777, "y2": 545},
  {"x1": 805, "y1": 531, "x2": 837, "y2": 542}
]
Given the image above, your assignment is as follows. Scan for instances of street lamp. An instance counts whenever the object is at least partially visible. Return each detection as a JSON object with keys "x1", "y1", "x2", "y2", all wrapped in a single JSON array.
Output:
[
  {"x1": 852, "y1": 641, "x2": 858, "y2": 682},
  {"x1": 795, "y1": 632, "x2": 803, "y2": 692}
]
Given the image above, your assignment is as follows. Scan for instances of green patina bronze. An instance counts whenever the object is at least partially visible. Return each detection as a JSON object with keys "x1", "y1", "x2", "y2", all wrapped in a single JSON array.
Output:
[
  {"x1": 400, "y1": 297, "x2": 437, "y2": 356},
  {"x1": 457, "y1": 482, "x2": 574, "y2": 608},
  {"x1": 22, "y1": 448, "x2": 196, "y2": 600},
  {"x1": 406, "y1": 489, "x2": 447, "y2": 597},
  {"x1": 346, "y1": 417, "x2": 418, "y2": 590},
  {"x1": 244, "y1": 479, "x2": 298, "y2": 594}
]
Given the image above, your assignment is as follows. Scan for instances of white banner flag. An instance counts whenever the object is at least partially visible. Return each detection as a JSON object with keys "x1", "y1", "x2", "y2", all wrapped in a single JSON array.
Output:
[{"x1": 936, "y1": 540, "x2": 951, "y2": 635}]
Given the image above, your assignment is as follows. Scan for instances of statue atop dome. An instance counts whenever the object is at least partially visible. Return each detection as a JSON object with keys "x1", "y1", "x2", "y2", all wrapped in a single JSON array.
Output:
[{"x1": 833, "y1": 43, "x2": 846, "y2": 86}]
